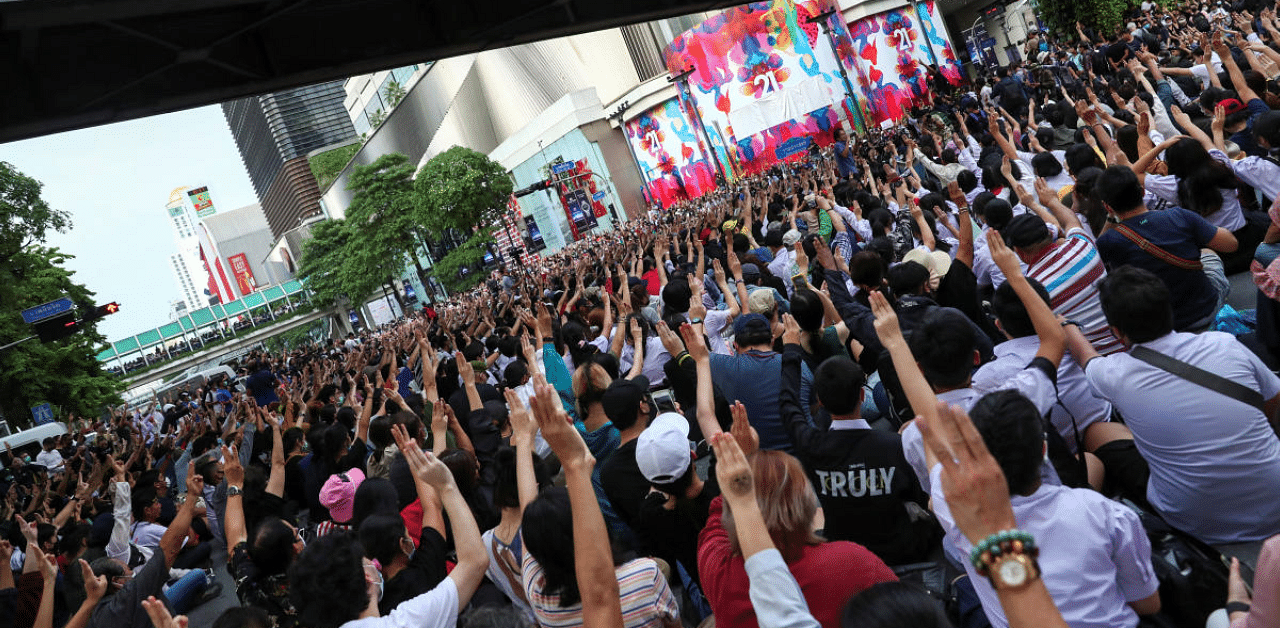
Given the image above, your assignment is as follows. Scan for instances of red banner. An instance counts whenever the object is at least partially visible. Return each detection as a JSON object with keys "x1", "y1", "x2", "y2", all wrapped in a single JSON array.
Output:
[{"x1": 229, "y1": 253, "x2": 257, "y2": 296}]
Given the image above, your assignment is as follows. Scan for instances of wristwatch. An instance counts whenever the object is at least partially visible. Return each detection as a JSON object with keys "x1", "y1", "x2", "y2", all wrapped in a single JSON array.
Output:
[
  {"x1": 988, "y1": 552, "x2": 1040, "y2": 591},
  {"x1": 226, "y1": 485, "x2": 243, "y2": 497}
]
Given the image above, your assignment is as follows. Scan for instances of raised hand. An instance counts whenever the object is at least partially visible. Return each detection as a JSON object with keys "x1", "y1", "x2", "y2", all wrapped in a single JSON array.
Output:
[
  {"x1": 711, "y1": 432, "x2": 755, "y2": 506},
  {"x1": 222, "y1": 445, "x2": 244, "y2": 487},
  {"x1": 678, "y1": 322, "x2": 709, "y2": 362},
  {"x1": 985, "y1": 230, "x2": 1023, "y2": 279},
  {"x1": 142, "y1": 595, "x2": 189, "y2": 628},
  {"x1": 729, "y1": 401, "x2": 759, "y2": 458},
  {"x1": 504, "y1": 389, "x2": 537, "y2": 446},
  {"x1": 80, "y1": 558, "x2": 108, "y2": 602},
  {"x1": 528, "y1": 383, "x2": 591, "y2": 470},
  {"x1": 391, "y1": 423, "x2": 454, "y2": 490},
  {"x1": 869, "y1": 290, "x2": 904, "y2": 346},
  {"x1": 917, "y1": 401, "x2": 1016, "y2": 543}
]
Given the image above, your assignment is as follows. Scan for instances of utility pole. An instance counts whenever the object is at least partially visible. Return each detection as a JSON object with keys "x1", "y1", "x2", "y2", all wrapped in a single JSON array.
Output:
[{"x1": 806, "y1": 8, "x2": 866, "y2": 133}]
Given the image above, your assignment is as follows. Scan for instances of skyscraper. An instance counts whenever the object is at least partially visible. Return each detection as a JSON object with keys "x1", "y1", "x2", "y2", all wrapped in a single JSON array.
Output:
[
  {"x1": 221, "y1": 81, "x2": 357, "y2": 239},
  {"x1": 166, "y1": 186, "x2": 215, "y2": 311}
]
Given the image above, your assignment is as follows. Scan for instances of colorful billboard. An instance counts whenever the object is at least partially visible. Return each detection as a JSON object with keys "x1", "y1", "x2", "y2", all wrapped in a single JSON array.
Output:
[
  {"x1": 842, "y1": 1, "x2": 962, "y2": 125},
  {"x1": 662, "y1": 0, "x2": 854, "y2": 174},
  {"x1": 187, "y1": 186, "x2": 215, "y2": 218},
  {"x1": 228, "y1": 253, "x2": 257, "y2": 296},
  {"x1": 624, "y1": 98, "x2": 718, "y2": 209}
]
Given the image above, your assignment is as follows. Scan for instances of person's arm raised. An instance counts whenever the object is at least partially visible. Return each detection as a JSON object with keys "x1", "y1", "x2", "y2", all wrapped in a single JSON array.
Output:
[
  {"x1": 161, "y1": 462, "x2": 204, "y2": 568},
  {"x1": 504, "y1": 389, "x2": 540, "y2": 514},
  {"x1": 222, "y1": 445, "x2": 248, "y2": 552},
  {"x1": 682, "y1": 322, "x2": 723, "y2": 442},
  {"x1": 64, "y1": 560, "x2": 107, "y2": 628},
  {"x1": 528, "y1": 382, "x2": 624, "y2": 628},
  {"x1": 392, "y1": 421, "x2": 486, "y2": 607},
  {"x1": 917, "y1": 402, "x2": 1070, "y2": 628},
  {"x1": 987, "y1": 231, "x2": 1065, "y2": 367},
  {"x1": 869, "y1": 291, "x2": 941, "y2": 462}
]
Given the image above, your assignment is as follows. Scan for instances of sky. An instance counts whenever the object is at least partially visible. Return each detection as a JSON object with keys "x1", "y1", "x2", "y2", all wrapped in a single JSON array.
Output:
[{"x1": 0, "y1": 105, "x2": 259, "y2": 345}]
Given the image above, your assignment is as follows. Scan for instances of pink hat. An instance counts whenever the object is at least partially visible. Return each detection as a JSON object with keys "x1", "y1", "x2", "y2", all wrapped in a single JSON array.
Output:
[{"x1": 319, "y1": 469, "x2": 365, "y2": 523}]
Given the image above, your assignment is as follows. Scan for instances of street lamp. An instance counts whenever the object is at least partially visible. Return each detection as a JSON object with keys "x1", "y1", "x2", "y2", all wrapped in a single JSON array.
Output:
[
  {"x1": 668, "y1": 66, "x2": 727, "y2": 185},
  {"x1": 806, "y1": 8, "x2": 866, "y2": 133}
]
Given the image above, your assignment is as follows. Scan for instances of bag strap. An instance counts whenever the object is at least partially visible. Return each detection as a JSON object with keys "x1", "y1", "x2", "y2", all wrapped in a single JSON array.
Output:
[
  {"x1": 1112, "y1": 224, "x2": 1204, "y2": 271},
  {"x1": 489, "y1": 535, "x2": 529, "y2": 604},
  {"x1": 1130, "y1": 346, "x2": 1266, "y2": 413}
]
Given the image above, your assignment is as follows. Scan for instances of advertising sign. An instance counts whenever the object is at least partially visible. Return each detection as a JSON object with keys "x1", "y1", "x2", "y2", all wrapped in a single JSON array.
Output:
[
  {"x1": 187, "y1": 186, "x2": 215, "y2": 217},
  {"x1": 524, "y1": 215, "x2": 545, "y2": 251},
  {"x1": 228, "y1": 253, "x2": 257, "y2": 296}
]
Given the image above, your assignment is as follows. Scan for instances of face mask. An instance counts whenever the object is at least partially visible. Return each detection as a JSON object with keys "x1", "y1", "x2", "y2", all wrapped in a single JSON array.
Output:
[{"x1": 402, "y1": 536, "x2": 415, "y2": 561}]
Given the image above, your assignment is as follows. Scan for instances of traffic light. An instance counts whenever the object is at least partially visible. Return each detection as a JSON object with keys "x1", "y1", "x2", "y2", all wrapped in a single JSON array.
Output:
[
  {"x1": 34, "y1": 311, "x2": 81, "y2": 343},
  {"x1": 32, "y1": 302, "x2": 119, "y2": 343},
  {"x1": 82, "y1": 302, "x2": 120, "y2": 323},
  {"x1": 513, "y1": 180, "x2": 553, "y2": 198}
]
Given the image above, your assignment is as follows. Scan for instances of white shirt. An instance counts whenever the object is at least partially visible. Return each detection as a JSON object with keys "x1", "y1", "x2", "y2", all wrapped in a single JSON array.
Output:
[
  {"x1": 34, "y1": 449, "x2": 64, "y2": 471},
  {"x1": 1229, "y1": 155, "x2": 1280, "y2": 203},
  {"x1": 1142, "y1": 149, "x2": 1245, "y2": 231},
  {"x1": 972, "y1": 336, "x2": 1113, "y2": 453},
  {"x1": 767, "y1": 247, "x2": 796, "y2": 296},
  {"x1": 931, "y1": 467, "x2": 1159, "y2": 628},
  {"x1": 1084, "y1": 332, "x2": 1280, "y2": 545},
  {"x1": 342, "y1": 577, "x2": 459, "y2": 628}
]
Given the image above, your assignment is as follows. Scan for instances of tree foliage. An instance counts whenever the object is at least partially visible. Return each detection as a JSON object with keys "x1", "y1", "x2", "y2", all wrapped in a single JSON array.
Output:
[
  {"x1": 430, "y1": 227, "x2": 494, "y2": 294},
  {"x1": 0, "y1": 162, "x2": 71, "y2": 266},
  {"x1": 0, "y1": 162, "x2": 120, "y2": 426},
  {"x1": 414, "y1": 146, "x2": 514, "y2": 234},
  {"x1": 384, "y1": 79, "x2": 407, "y2": 109},
  {"x1": 308, "y1": 143, "x2": 361, "y2": 191},
  {"x1": 1037, "y1": 0, "x2": 1133, "y2": 40}
]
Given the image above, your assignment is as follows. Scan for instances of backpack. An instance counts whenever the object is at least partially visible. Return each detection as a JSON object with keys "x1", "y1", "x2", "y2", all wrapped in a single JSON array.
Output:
[
  {"x1": 1000, "y1": 80, "x2": 1025, "y2": 107},
  {"x1": 1124, "y1": 501, "x2": 1230, "y2": 628}
]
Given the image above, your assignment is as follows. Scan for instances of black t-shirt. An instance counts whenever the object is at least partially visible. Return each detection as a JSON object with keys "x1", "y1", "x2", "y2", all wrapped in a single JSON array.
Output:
[
  {"x1": 599, "y1": 440, "x2": 649, "y2": 528},
  {"x1": 634, "y1": 480, "x2": 719, "y2": 585},
  {"x1": 779, "y1": 344, "x2": 938, "y2": 565},
  {"x1": 378, "y1": 527, "x2": 449, "y2": 616}
]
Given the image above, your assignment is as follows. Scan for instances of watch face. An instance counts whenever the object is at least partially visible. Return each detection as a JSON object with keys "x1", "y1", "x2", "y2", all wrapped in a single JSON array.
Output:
[{"x1": 998, "y1": 558, "x2": 1029, "y2": 587}]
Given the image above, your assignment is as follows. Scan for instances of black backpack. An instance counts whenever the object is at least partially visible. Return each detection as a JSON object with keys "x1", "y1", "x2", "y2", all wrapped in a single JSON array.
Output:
[{"x1": 1123, "y1": 501, "x2": 1230, "y2": 628}]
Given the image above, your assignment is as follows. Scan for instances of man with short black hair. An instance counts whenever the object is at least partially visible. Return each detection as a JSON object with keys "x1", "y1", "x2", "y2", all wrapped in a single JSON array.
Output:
[
  {"x1": 1070, "y1": 265, "x2": 1280, "y2": 563},
  {"x1": 707, "y1": 314, "x2": 812, "y2": 453},
  {"x1": 1094, "y1": 165, "x2": 1237, "y2": 330},
  {"x1": 779, "y1": 315, "x2": 936, "y2": 565},
  {"x1": 597, "y1": 375, "x2": 654, "y2": 538}
]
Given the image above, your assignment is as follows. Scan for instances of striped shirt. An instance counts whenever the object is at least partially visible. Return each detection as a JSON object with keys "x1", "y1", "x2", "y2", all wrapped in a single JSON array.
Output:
[
  {"x1": 522, "y1": 554, "x2": 678, "y2": 628},
  {"x1": 1025, "y1": 228, "x2": 1123, "y2": 355}
]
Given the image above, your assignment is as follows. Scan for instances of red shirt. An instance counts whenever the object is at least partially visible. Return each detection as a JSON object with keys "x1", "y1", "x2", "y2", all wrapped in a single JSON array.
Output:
[
  {"x1": 642, "y1": 269, "x2": 661, "y2": 296},
  {"x1": 697, "y1": 496, "x2": 896, "y2": 628}
]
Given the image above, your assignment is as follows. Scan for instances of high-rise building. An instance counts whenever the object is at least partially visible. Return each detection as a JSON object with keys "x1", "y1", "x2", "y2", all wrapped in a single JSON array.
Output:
[
  {"x1": 343, "y1": 64, "x2": 429, "y2": 136},
  {"x1": 165, "y1": 186, "x2": 220, "y2": 310},
  {"x1": 221, "y1": 81, "x2": 357, "y2": 239}
]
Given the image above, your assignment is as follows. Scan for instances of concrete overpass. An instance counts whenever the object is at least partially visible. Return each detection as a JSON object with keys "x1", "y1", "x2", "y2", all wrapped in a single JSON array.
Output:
[{"x1": 121, "y1": 306, "x2": 334, "y2": 391}]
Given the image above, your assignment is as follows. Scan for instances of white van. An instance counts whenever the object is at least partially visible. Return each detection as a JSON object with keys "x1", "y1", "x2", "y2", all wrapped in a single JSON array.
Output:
[{"x1": 0, "y1": 421, "x2": 68, "y2": 460}]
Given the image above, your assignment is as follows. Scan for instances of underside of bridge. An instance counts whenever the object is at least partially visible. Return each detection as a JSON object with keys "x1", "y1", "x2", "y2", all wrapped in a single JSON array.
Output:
[{"x1": 0, "y1": 0, "x2": 742, "y2": 144}]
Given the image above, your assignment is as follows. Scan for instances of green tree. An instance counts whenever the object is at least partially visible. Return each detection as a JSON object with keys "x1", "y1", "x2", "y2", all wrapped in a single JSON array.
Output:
[
  {"x1": 308, "y1": 143, "x2": 361, "y2": 191},
  {"x1": 0, "y1": 162, "x2": 120, "y2": 426},
  {"x1": 384, "y1": 79, "x2": 407, "y2": 109},
  {"x1": 296, "y1": 218, "x2": 383, "y2": 327},
  {"x1": 0, "y1": 161, "x2": 70, "y2": 266},
  {"x1": 345, "y1": 154, "x2": 433, "y2": 294},
  {"x1": 1037, "y1": 0, "x2": 1135, "y2": 40},
  {"x1": 413, "y1": 146, "x2": 513, "y2": 294},
  {"x1": 414, "y1": 146, "x2": 514, "y2": 234}
]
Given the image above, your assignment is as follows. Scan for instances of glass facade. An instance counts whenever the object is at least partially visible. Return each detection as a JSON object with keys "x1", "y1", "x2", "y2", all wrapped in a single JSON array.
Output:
[
  {"x1": 222, "y1": 79, "x2": 356, "y2": 236},
  {"x1": 351, "y1": 65, "x2": 423, "y2": 135},
  {"x1": 507, "y1": 128, "x2": 620, "y2": 253}
]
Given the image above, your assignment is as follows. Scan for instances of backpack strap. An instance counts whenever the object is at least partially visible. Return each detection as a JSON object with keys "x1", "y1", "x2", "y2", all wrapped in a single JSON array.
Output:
[
  {"x1": 1112, "y1": 224, "x2": 1204, "y2": 271},
  {"x1": 490, "y1": 535, "x2": 529, "y2": 604}
]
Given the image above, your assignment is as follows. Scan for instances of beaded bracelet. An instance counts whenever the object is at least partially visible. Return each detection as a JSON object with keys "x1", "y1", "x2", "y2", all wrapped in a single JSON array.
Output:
[{"x1": 969, "y1": 529, "x2": 1039, "y2": 575}]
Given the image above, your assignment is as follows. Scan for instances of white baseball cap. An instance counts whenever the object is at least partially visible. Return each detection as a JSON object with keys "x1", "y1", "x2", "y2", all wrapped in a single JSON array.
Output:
[{"x1": 636, "y1": 412, "x2": 692, "y2": 484}]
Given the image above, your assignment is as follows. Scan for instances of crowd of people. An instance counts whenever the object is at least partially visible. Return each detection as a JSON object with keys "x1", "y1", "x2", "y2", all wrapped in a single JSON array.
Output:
[{"x1": 5, "y1": 1, "x2": 1280, "y2": 627}]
